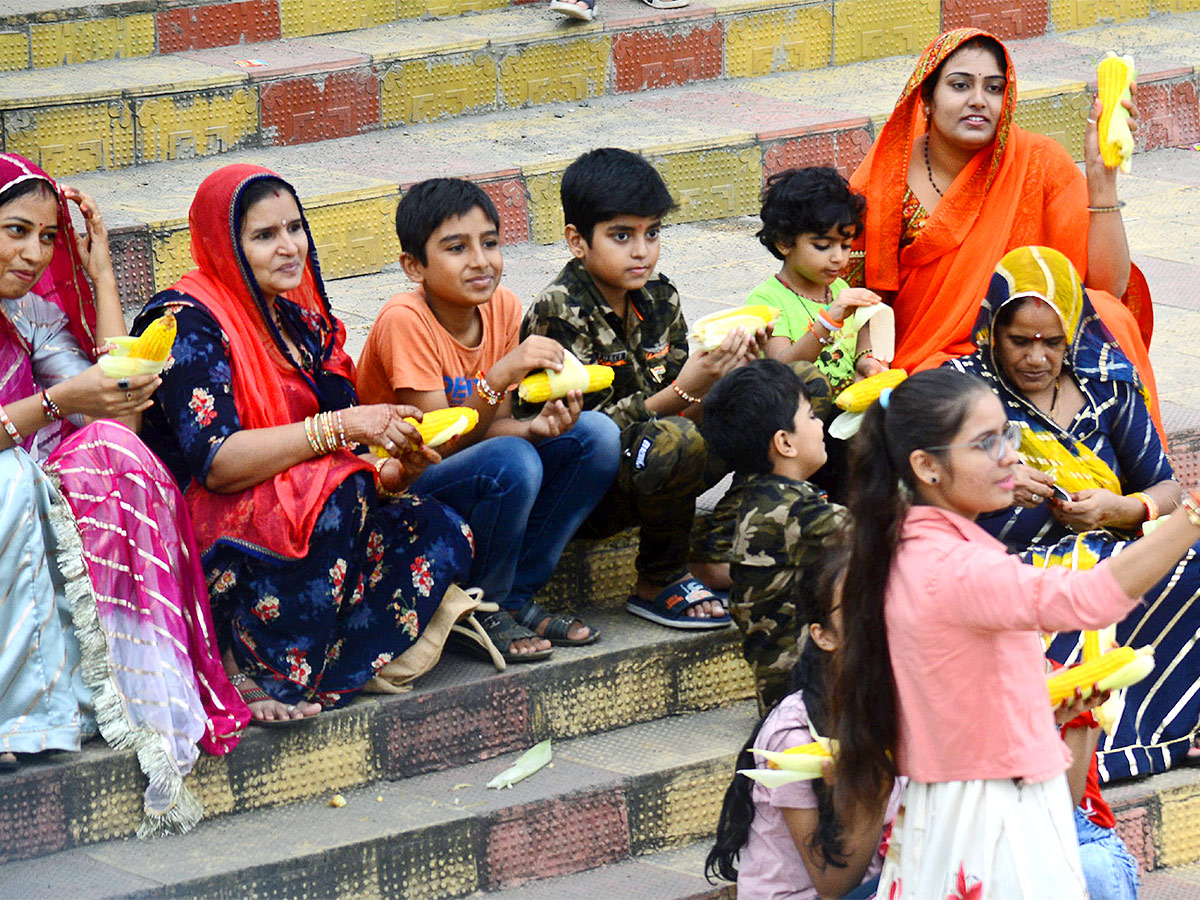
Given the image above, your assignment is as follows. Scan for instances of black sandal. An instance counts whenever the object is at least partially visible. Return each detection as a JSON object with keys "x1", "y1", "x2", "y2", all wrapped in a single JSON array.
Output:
[
  {"x1": 449, "y1": 608, "x2": 552, "y2": 665},
  {"x1": 516, "y1": 599, "x2": 599, "y2": 647}
]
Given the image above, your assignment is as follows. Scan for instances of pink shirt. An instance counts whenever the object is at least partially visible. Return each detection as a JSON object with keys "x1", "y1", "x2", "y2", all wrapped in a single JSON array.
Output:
[
  {"x1": 887, "y1": 505, "x2": 1139, "y2": 784},
  {"x1": 738, "y1": 692, "x2": 902, "y2": 900}
]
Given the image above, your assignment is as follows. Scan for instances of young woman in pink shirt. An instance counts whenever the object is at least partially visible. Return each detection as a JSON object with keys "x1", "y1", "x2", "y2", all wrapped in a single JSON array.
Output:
[{"x1": 832, "y1": 368, "x2": 1200, "y2": 899}]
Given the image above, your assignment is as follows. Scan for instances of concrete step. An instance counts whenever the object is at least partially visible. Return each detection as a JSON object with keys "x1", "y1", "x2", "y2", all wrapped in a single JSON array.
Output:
[
  {"x1": 0, "y1": 702, "x2": 760, "y2": 899},
  {"x1": 1104, "y1": 764, "x2": 1200, "y2": 885},
  {"x1": 0, "y1": 608, "x2": 754, "y2": 867},
  {"x1": 475, "y1": 840, "x2": 734, "y2": 899},
  {"x1": 49, "y1": 20, "x2": 1200, "y2": 307},
  {"x1": 6, "y1": 2, "x2": 1200, "y2": 182}
]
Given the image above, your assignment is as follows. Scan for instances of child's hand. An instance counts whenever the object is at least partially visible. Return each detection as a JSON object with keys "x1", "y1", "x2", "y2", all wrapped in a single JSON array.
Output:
[
  {"x1": 854, "y1": 354, "x2": 888, "y2": 380},
  {"x1": 1054, "y1": 686, "x2": 1111, "y2": 726},
  {"x1": 827, "y1": 288, "x2": 881, "y2": 325},
  {"x1": 528, "y1": 390, "x2": 582, "y2": 441},
  {"x1": 676, "y1": 327, "x2": 752, "y2": 397},
  {"x1": 745, "y1": 324, "x2": 772, "y2": 362},
  {"x1": 492, "y1": 336, "x2": 565, "y2": 390}
]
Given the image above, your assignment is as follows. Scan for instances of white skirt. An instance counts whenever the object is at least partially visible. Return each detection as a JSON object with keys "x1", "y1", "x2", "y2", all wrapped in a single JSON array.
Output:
[{"x1": 877, "y1": 774, "x2": 1087, "y2": 900}]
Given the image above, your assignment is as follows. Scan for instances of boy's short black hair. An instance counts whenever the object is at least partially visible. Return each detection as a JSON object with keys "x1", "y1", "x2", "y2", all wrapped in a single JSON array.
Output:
[
  {"x1": 756, "y1": 167, "x2": 866, "y2": 261},
  {"x1": 395, "y1": 178, "x2": 500, "y2": 265},
  {"x1": 701, "y1": 358, "x2": 811, "y2": 475},
  {"x1": 561, "y1": 148, "x2": 676, "y2": 243}
]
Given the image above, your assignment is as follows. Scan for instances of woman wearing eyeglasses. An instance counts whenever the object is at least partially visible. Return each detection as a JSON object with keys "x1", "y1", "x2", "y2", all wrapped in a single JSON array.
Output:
[
  {"x1": 946, "y1": 245, "x2": 1200, "y2": 782},
  {"x1": 830, "y1": 363, "x2": 1200, "y2": 898}
]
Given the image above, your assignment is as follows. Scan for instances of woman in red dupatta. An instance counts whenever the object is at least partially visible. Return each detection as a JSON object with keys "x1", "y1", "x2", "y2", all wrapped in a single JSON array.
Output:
[
  {"x1": 0, "y1": 153, "x2": 248, "y2": 836},
  {"x1": 849, "y1": 29, "x2": 1161, "y2": 438},
  {"x1": 135, "y1": 165, "x2": 473, "y2": 722}
]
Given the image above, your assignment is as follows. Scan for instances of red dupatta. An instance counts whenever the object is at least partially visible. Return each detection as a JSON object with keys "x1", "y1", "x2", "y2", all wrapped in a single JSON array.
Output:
[
  {"x1": 0, "y1": 153, "x2": 98, "y2": 359},
  {"x1": 174, "y1": 164, "x2": 371, "y2": 559}
]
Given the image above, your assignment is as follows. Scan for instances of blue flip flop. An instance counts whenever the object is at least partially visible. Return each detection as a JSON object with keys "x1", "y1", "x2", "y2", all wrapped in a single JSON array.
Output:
[{"x1": 626, "y1": 578, "x2": 732, "y2": 630}]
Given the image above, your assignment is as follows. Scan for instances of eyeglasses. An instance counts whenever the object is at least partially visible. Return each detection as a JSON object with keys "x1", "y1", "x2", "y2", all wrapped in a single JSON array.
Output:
[{"x1": 924, "y1": 421, "x2": 1022, "y2": 462}]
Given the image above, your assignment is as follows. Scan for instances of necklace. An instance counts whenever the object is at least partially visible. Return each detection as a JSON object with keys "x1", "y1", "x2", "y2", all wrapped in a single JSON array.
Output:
[
  {"x1": 1048, "y1": 375, "x2": 1062, "y2": 419},
  {"x1": 924, "y1": 137, "x2": 944, "y2": 197},
  {"x1": 776, "y1": 274, "x2": 831, "y2": 310}
]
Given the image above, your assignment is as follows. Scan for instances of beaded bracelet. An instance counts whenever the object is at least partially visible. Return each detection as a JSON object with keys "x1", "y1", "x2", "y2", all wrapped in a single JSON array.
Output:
[
  {"x1": 474, "y1": 371, "x2": 504, "y2": 407},
  {"x1": 0, "y1": 403, "x2": 21, "y2": 443},
  {"x1": 1087, "y1": 201, "x2": 1126, "y2": 213},
  {"x1": 1129, "y1": 490, "x2": 1159, "y2": 524},
  {"x1": 41, "y1": 390, "x2": 62, "y2": 422},
  {"x1": 808, "y1": 319, "x2": 834, "y2": 346},
  {"x1": 671, "y1": 381, "x2": 702, "y2": 405},
  {"x1": 336, "y1": 409, "x2": 351, "y2": 450}
]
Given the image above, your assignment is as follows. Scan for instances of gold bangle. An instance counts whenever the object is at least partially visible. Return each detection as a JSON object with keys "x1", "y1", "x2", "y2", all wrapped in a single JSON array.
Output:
[
  {"x1": 1087, "y1": 201, "x2": 1126, "y2": 213},
  {"x1": 671, "y1": 380, "x2": 702, "y2": 405}
]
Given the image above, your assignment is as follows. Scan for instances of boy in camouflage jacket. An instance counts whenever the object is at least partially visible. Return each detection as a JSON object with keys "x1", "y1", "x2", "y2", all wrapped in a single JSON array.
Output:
[
  {"x1": 519, "y1": 148, "x2": 767, "y2": 629},
  {"x1": 698, "y1": 358, "x2": 848, "y2": 712}
]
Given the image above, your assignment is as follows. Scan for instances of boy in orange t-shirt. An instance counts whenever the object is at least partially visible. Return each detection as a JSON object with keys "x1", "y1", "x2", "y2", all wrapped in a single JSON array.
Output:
[{"x1": 358, "y1": 178, "x2": 620, "y2": 664}]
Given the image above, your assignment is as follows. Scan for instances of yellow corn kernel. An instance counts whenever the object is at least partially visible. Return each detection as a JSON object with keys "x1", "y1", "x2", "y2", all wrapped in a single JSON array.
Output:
[
  {"x1": 1081, "y1": 630, "x2": 1101, "y2": 663},
  {"x1": 518, "y1": 364, "x2": 614, "y2": 403},
  {"x1": 1097, "y1": 52, "x2": 1136, "y2": 173},
  {"x1": 129, "y1": 313, "x2": 176, "y2": 362},
  {"x1": 834, "y1": 367, "x2": 907, "y2": 413},
  {"x1": 1046, "y1": 646, "x2": 1153, "y2": 706}
]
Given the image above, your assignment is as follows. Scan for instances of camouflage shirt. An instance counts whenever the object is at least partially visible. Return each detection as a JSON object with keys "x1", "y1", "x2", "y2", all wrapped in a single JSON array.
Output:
[
  {"x1": 517, "y1": 258, "x2": 690, "y2": 432},
  {"x1": 727, "y1": 473, "x2": 848, "y2": 632}
]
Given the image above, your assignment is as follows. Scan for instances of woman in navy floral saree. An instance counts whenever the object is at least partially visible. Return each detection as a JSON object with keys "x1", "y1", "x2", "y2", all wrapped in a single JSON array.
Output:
[
  {"x1": 136, "y1": 165, "x2": 472, "y2": 721},
  {"x1": 951, "y1": 246, "x2": 1200, "y2": 780}
]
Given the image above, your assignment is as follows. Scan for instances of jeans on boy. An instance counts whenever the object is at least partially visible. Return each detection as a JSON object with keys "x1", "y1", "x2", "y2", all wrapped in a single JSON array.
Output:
[
  {"x1": 410, "y1": 411, "x2": 620, "y2": 610},
  {"x1": 1074, "y1": 808, "x2": 1138, "y2": 900}
]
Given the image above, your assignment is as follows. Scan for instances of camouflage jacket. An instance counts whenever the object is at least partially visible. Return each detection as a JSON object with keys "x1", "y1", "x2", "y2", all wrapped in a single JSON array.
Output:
[
  {"x1": 725, "y1": 474, "x2": 848, "y2": 624},
  {"x1": 517, "y1": 258, "x2": 689, "y2": 432}
]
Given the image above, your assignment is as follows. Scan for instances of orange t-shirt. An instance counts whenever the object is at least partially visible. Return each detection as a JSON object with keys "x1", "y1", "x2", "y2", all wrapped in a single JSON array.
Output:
[{"x1": 356, "y1": 284, "x2": 521, "y2": 407}]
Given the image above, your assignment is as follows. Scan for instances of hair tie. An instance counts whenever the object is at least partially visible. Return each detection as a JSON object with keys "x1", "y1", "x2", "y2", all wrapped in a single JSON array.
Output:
[{"x1": 879, "y1": 387, "x2": 893, "y2": 410}]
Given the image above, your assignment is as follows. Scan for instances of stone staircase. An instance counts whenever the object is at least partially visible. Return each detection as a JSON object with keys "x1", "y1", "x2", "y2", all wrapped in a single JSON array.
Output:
[{"x1": 3, "y1": 0, "x2": 1200, "y2": 896}]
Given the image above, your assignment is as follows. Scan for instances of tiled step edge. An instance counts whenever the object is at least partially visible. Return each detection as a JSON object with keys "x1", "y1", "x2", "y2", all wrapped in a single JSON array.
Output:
[
  {"x1": 0, "y1": 703, "x2": 758, "y2": 900},
  {"x1": 1106, "y1": 764, "x2": 1200, "y2": 875},
  {"x1": 0, "y1": 608, "x2": 753, "y2": 866},
  {"x1": 1, "y1": 0, "x2": 1180, "y2": 70}
]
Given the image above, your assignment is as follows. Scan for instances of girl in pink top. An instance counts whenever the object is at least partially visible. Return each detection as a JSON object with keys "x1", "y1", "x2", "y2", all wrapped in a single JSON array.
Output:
[
  {"x1": 832, "y1": 368, "x2": 1200, "y2": 899},
  {"x1": 706, "y1": 549, "x2": 903, "y2": 900}
]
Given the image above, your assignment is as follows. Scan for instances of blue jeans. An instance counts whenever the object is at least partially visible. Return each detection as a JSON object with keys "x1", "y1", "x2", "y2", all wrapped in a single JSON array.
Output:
[
  {"x1": 1075, "y1": 807, "x2": 1139, "y2": 900},
  {"x1": 410, "y1": 411, "x2": 620, "y2": 612}
]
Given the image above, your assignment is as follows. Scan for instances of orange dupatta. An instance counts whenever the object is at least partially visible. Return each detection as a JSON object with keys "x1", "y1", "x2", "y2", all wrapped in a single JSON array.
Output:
[
  {"x1": 850, "y1": 29, "x2": 1161, "y2": 439},
  {"x1": 173, "y1": 164, "x2": 372, "y2": 559}
]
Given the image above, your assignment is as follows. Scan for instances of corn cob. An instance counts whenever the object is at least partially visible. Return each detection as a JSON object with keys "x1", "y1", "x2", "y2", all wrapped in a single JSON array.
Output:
[
  {"x1": 1097, "y1": 52, "x2": 1136, "y2": 173},
  {"x1": 518, "y1": 363, "x2": 614, "y2": 403},
  {"x1": 130, "y1": 313, "x2": 176, "y2": 362},
  {"x1": 741, "y1": 741, "x2": 833, "y2": 786},
  {"x1": 97, "y1": 314, "x2": 178, "y2": 378},
  {"x1": 690, "y1": 304, "x2": 779, "y2": 351},
  {"x1": 370, "y1": 407, "x2": 480, "y2": 456},
  {"x1": 1081, "y1": 623, "x2": 1115, "y2": 663},
  {"x1": 834, "y1": 367, "x2": 908, "y2": 413},
  {"x1": 1046, "y1": 646, "x2": 1154, "y2": 706}
]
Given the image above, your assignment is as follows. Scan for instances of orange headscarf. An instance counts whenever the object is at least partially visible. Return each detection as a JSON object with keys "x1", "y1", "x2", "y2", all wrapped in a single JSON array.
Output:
[
  {"x1": 172, "y1": 164, "x2": 372, "y2": 558},
  {"x1": 850, "y1": 29, "x2": 1160, "y2": 437}
]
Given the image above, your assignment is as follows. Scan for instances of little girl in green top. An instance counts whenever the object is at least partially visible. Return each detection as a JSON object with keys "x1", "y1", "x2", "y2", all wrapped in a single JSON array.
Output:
[{"x1": 750, "y1": 167, "x2": 888, "y2": 395}]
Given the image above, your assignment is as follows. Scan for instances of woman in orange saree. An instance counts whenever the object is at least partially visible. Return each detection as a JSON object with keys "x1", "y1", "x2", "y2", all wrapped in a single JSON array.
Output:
[{"x1": 848, "y1": 28, "x2": 1161, "y2": 439}]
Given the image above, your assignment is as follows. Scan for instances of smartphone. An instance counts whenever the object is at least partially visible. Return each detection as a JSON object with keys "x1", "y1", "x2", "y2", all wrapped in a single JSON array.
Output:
[{"x1": 1049, "y1": 484, "x2": 1072, "y2": 502}]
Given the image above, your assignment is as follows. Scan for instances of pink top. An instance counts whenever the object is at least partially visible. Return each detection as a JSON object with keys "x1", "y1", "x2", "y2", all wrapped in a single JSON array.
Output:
[
  {"x1": 738, "y1": 692, "x2": 902, "y2": 900},
  {"x1": 887, "y1": 505, "x2": 1139, "y2": 784}
]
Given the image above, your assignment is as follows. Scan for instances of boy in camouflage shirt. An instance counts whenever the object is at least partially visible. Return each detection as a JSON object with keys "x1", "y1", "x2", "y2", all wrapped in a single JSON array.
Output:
[
  {"x1": 698, "y1": 358, "x2": 848, "y2": 712},
  {"x1": 519, "y1": 148, "x2": 767, "y2": 629}
]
